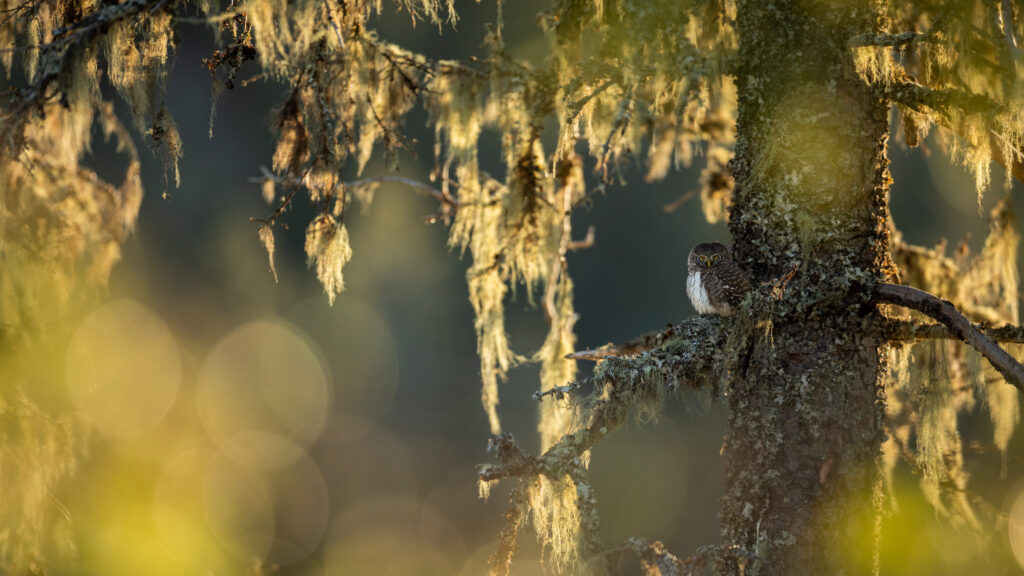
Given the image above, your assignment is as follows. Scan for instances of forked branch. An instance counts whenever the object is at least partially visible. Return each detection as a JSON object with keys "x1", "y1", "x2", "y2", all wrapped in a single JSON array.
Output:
[
  {"x1": 479, "y1": 316, "x2": 728, "y2": 574},
  {"x1": 875, "y1": 283, "x2": 1024, "y2": 392}
]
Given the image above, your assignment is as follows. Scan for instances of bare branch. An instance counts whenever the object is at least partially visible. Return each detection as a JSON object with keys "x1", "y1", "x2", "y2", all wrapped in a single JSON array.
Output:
[
  {"x1": 875, "y1": 283, "x2": 1024, "y2": 392},
  {"x1": 567, "y1": 225, "x2": 596, "y2": 251},
  {"x1": 321, "y1": 0, "x2": 345, "y2": 50},
  {"x1": 565, "y1": 77, "x2": 617, "y2": 125},
  {"x1": 663, "y1": 189, "x2": 700, "y2": 213},
  {"x1": 249, "y1": 167, "x2": 309, "y2": 227},
  {"x1": 347, "y1": 176, "x2": 456, "y2": 211},
  {"x1": 882, "y1": 80, "x2": 1000, "y2": 116}
]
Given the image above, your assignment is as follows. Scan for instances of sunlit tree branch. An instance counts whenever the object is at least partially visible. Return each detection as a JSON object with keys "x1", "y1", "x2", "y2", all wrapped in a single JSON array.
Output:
[{"x1": 875, "y1": 283, "x2": 1024, "y2": 392}]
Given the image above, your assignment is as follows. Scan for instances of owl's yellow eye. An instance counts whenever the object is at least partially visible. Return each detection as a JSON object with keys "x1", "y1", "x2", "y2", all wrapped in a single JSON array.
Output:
[
  {"x1": 699, "y1": 255, "x2": 707, "y2": 262},
  {"x1": 712, "y1": 255, "x2": 720, "y2": 262}
]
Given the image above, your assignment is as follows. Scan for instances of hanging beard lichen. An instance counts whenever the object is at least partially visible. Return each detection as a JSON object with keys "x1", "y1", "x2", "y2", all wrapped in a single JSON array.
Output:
[
  {"x1": 0, "y1": 17, "x2": 142, "y2": 574},
  {"x1": 304, "y1": 214, "x2": 353, "y2": 306},
  {"x1": 0, "y1": 389, "x2": 84, "y2": 572},
  {"x1": 886, "y1": 199, "x2": 1021, "y2": 525},
  {"x1": 851, "y1": 1, "x2": 1024, "y2": 207}
]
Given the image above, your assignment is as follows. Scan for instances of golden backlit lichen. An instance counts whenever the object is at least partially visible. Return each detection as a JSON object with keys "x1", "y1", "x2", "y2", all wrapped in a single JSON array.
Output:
[
  {"x1": 888, "y1": 200, "x2": 1021, "y2": 525},
  {"x1": 258, "y1": 225, "x2": 278, "y2": 283},
  {"x1": 304, "y1": 215, "x2": 353, "y2": 305},
  {"x1": 0, "y1": 390, "x2": 83, "y2": 572},
  {"x1": 527, "y1": 474, "x2": 582, "y2": 573}
]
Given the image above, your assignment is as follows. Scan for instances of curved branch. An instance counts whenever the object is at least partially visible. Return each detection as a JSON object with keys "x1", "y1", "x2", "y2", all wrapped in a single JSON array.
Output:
[{"x1": 875, "y1": 283, "x2": 1024, "y2": 392}]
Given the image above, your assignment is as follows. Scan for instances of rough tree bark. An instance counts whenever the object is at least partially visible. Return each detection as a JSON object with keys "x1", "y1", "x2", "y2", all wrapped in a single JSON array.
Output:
[{"x1": 722, "y1": 1, "x2": 891, "y2": 574}]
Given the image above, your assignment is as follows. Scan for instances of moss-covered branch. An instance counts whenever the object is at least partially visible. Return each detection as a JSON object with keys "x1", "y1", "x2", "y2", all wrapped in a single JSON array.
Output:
[
  {"x1": 882, "y1": 80, "x2": 1000, "y2": 116},
  {"x1": 879, "y1": 80, "x2": 1024, "y2": 184},
  {"x1": 478, "y1": 316, "x2": 727, "y2": 574},
  {"x1": 1, "y1": 0, "x2": 178, "y2": 151},
  {"x1": 567, "y1": 323, "x2": 684, "y2": 361}
]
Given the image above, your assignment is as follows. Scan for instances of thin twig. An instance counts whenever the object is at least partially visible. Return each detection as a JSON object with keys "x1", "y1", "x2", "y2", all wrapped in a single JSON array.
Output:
[
  {"x1": 875, "y1": 283, "x2": 1024, "y2": 392},
  {"x1": 249, "y1": 165, "x2": 311, "y2": 227},
  {"x1": 0, "y1": 0, "x2": 42, "y2": 33},
  {"x1": 541, "y1": 173, "x2": 576, "y2": 323},
  {"x1": 1001, "y1": 0, "x2": 1020, "y2": 56},
  {"x1": 598, "y1": 85, "x2": 636, "y2": 184},
  {"x1": 565, "y1": 77, "x2": 616, "y2": 125},
  {"x1": 662, "y1": 189, "x2": 699, "y2": 213},
  {"x1": 349, "y1": 176, "x2": 457, "y2": 212},
  {"x1": 567, "y1": 225, "x2": 596, "y2": 251},
  {"x1": 533, "y1": 380, "x2": 584, "y2": 400},
  {"x1": 321, "y1": 0, "x2": 345, "y2": 50}
]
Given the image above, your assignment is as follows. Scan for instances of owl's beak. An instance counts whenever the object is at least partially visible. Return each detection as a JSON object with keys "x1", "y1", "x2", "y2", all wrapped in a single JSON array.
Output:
[{"x1": 707, "y1": 261, "x2": 712, "y2": 267}]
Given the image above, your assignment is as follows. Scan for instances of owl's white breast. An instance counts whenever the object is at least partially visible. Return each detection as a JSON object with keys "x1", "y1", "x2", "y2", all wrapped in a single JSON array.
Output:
[{"x1": 686, "y1": 271, "x2": 715, "y2": 315}]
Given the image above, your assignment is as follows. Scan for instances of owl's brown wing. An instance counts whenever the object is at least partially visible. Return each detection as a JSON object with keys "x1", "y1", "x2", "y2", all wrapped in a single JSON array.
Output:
[{"x1": 706, "y1": 261, "x2": 750, "y2": 311}]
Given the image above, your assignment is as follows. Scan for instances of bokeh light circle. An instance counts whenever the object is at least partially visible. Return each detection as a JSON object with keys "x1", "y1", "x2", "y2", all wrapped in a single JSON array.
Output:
[
  {"x1": 285, "y1": 297, "x2": 399, "y2": 441},
  {"x1": 197, "y1": 319, "x2": 330, "y2": 447},
  {"x1": 261, "y1": 440, "x2": 330, "y2": 565},
  {"x1": 202, "y1": 433, "x2": 330, "y2": 565},
  {"x1": 203, "y1": 449, "x2": 276, "y2": 560},
  {"x1": 317, "y1": 429, "x2": 418, "y2": 508},
  {"x1": 66, "y1": 299, "x2": 181, "y2": 439},
  {"x1": 324, "y1": 495, "x2": 466, "y2": 576},
  {"x1": 1009, "y1": 484, "x2": 1024, "y2": 570}
]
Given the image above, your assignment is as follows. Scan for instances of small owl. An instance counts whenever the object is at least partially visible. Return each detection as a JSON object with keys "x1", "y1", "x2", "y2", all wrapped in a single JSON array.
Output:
[{"x1": 686, "y1": 242, "x2": 750, "y2": 317}]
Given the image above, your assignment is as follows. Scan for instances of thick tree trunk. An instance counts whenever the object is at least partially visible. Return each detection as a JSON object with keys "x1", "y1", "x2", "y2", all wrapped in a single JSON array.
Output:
[{"x1": 720, "y1": 1, "x2": 891, "y2": 575}]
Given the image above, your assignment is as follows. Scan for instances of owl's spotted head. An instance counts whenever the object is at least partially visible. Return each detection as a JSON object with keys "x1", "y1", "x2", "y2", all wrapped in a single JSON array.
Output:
[{"x1": 688, "y1": 242, "x2": 732, "y2": 272}]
